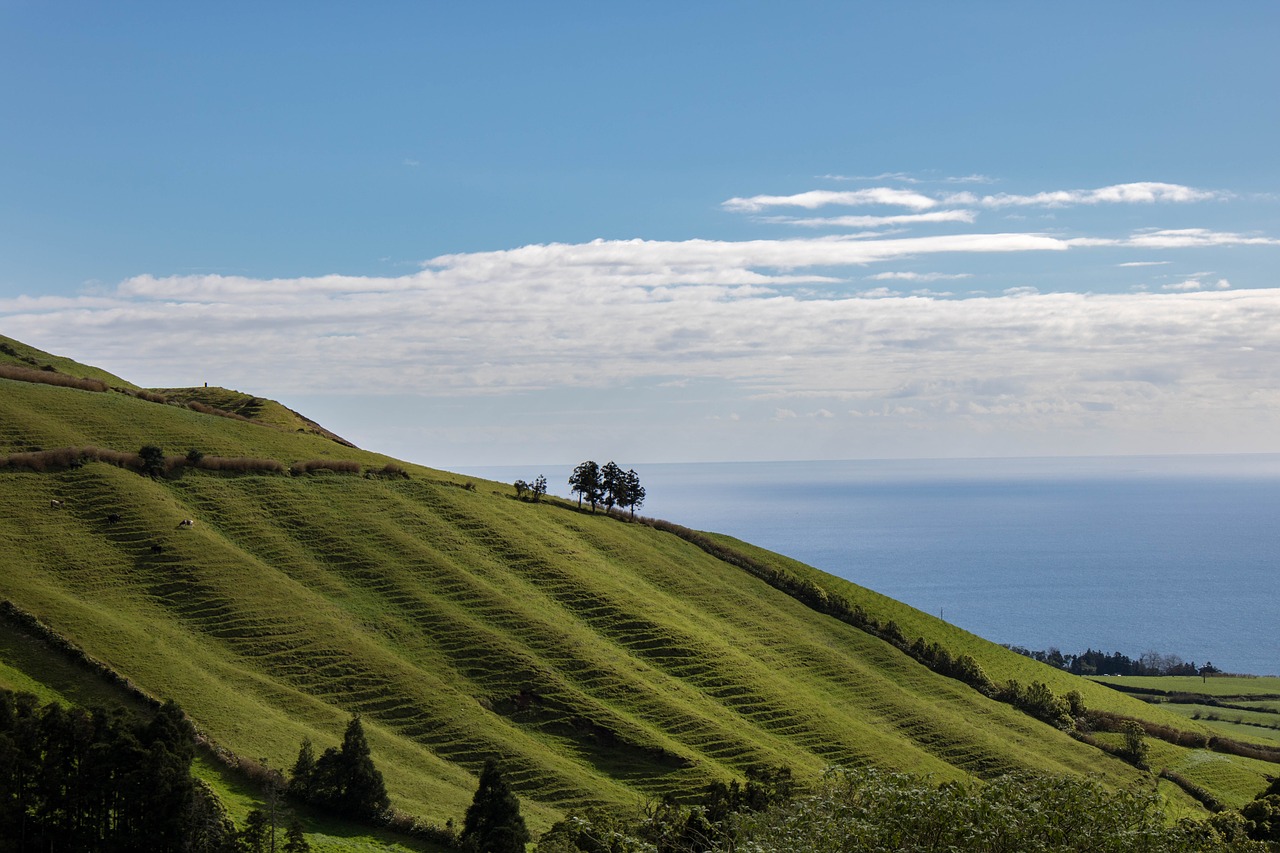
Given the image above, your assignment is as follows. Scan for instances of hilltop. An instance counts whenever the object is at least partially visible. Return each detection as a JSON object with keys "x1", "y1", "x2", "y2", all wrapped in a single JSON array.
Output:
[{"x1": 1, "y1": 336, "x2": 1277, "y2": 849}]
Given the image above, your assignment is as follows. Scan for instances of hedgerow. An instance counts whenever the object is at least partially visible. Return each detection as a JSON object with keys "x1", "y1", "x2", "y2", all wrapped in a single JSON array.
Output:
[{"x1": 0, "y1": 363, "x2": 107, "y2": 392}]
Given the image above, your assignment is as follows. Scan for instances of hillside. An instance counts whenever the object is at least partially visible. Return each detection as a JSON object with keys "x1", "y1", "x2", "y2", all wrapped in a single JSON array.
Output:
[{"x1": 1, "y1": 338, "x2": 1276, "y2": 847}]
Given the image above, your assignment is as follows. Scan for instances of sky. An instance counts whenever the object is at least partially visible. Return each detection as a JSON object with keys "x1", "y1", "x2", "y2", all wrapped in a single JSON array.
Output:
[{"x1": 2, "y1": 2, "x2": 1279, "y2": 468}]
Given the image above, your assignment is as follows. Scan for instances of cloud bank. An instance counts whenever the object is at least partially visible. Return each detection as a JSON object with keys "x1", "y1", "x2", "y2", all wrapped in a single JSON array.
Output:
[{"x1": 4, "y1": 177, "x2": 1277, "y2": 461}]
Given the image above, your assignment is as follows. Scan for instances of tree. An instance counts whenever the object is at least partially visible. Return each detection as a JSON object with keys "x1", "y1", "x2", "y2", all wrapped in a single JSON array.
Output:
[
  {"x1": 513, "y1": 480, "x2": 529, "y2": 500},
  {"x1": 1120, "y1": 720, "x2": 1149, "y2": 767},
  {"x1": 288, "y1": 738, "x2": 316, "y2": 800},
  {"x1": 460, "y1": 759, "x2": 530, "y2": 853},
  {"x1": 532, "y1": 475, "x2": 547, "y2": 502},
  {"x1": 569, "y1": 461, "x2": 602, "y2": 512},
  {"x1": 620, "y1": 469, "x2": 645, "y2": 518},
  {"x1": 282, "y1": 816, "x2": 312, "y2": 853},
  {"x1": 336, "y1": 715, "x2": 389, "y2": 820},
  {"x1": 292, "y1": 717, "x2": 388, "y2": 820},
  {"x1": 139, "y1": 444, "x2": 167, "y2": 478},
  {"x1": 600, "y1": 462, "x2": 624, "y2": 512}
]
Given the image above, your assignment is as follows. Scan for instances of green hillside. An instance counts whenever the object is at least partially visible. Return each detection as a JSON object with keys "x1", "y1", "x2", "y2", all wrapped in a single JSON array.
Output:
[{"x1": 1, "y1": 339, "x2": 1275, "y2": 847}]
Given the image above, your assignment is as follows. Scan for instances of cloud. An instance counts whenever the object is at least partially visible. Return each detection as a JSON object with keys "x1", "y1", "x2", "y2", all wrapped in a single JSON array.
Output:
[
  {"x1": 962, "y1": 182, "x2": 1225, "y2": 209},
  {"x1": 722, "y1": 188, "x2": 940, "y2": 212},
  {"x1": 1161, "y1": 277, "x2": 1232, "y2": 292},
  {"x1": 767, "y1": 210, "x2": 977, "y2": 228},
  {"x1": 5, "y1": 170, "x2": 1279, "y2": 464},
  {"x1": 727, "y1": 182, "x2": 1225, "y2": 216},
  {"x1": 1118, "y1": 261, "x2": 1170, "y2": 267},
  {"x1": 1071, "y1": 229, "x2": 1280, "y2": 249},
  {"x1": 867, "y1": 272, "x2": 973, "y2": 282}
]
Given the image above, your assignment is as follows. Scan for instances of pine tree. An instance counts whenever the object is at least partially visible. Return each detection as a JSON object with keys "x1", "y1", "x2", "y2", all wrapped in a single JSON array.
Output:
[
  {"x1": 288, "y1": 737, "x2": 316, "y2": 800},
  {"x1": 336, "y1": 716, "x2": 389, "y2": 819},
  {"x1": 600, "y1": 461, "x2": 624, "y2": 511},
  {"x1": 282, "y1": 816, "x2": 311, "y2": 853},
  {"x1": 460, "y1": 759, "x2": 530, "y2": 853},
  {"x1": 568, "y1": 461, "x2": 602, "y2": 512}
]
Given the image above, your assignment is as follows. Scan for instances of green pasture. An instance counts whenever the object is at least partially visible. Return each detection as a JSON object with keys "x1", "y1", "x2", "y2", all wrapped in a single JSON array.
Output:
[
  {"x1": 1090, "y1": 675, "x2": 1280, "y2": 698},
  {"x1": 2, "y1": 338, "x2": 1277, "y2": 846}
]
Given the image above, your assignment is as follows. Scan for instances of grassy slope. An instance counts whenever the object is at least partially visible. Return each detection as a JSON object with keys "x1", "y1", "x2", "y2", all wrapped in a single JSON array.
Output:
[{"x1": 1, "y1": 363, "x2": 1274, "y2": 840}]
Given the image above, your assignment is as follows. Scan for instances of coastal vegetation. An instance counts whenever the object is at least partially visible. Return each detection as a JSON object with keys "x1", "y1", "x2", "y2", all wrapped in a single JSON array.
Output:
[{"x1": 2, "y1": 333, "x2": 1279, "y2": 850}]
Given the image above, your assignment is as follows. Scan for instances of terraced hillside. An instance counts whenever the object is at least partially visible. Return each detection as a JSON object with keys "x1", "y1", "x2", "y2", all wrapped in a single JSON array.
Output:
[{"x1": 1, "y1": 337, "x2": 1275, "y2": 839}]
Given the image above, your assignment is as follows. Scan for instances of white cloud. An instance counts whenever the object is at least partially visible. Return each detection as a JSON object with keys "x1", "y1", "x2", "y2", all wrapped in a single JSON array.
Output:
[
  {"x1": 965, "y1": 182, "x2": 1224, "y2": 209},
  {"x1": 722, "y1": 188, "x2": 940, "y2": 212},
  {"x1": 768, "y1": 210, "x2": 977, "y2": 228},
  {"x1": 867, "y1": 272, "x2": 973, "y2": 282},
  {"x1": 1118, "y1": 261, "x2": 1170, "y2": 267},
  {"x1": 1071, "y1": 229, "x2": 1280, "y2": 249},
  {"x1": 728, "y1": 181, "x2": 1224, "y2": 216},
  {"x1": 1161, "y1": 277, "x2": 1234, "y2": 292}
]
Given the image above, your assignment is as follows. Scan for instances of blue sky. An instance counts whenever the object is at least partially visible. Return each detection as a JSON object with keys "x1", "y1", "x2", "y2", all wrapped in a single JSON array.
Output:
[{"x1": 3, "y1": 2, "x2": 1279, "y2": 467}]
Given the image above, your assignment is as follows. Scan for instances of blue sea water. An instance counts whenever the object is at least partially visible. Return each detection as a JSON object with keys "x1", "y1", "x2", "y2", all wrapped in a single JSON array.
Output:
[{"x1": 460, "y1": 456, "x2": 1280, "y2": 676}]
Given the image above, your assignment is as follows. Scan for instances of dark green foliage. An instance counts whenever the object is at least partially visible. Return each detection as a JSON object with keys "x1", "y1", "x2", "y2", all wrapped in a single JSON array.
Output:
[
  {"x1": 1242, "y1": 795, "x2": 1280, "y2": 842},
  {"x1": 282, "y1": 816, "x2": 312, "y2": 853},
  {"x1": 288, "y1": 737, "x2": 316, "y2": 800},
  {"x1": 461, "y1": 759, "x2": 530, "y2": 853},
  {"x1": 1120, "y1": 719, "x2": 1151, "y2": 767},
  {"x1": 619, "y1": 469, "x2": 645, "y2": 518},
  {"x1": 139, "y1": 443, "x2": 167, "y2": 477},
  {"x1": 186, "y1": 448, "x2": 206, "y2": 464},
  {"x1": 538, "y1": 766, "x2": 795, "y2": 853},
  {"x1": 729, "y1": 768, "x2": 1269, "y2": 853},
  {"x1": 238, "y1": 809, "x2": 270, "y2": 853},
  {"x1": 0, "y1": 689, "x2": 207, "y2": 853},
  {"x1": 569, "y1": 461, "x2": 602, "y2": 511},
  {"x1": 536, "y1": 807, "x2": 650, "y2": 853},
  {"x1": 600, "y1": 462, "x2": 624, "y2": 512},
  {"x1": 287, "y1": 717, "x2": 388, "y2": 821}
]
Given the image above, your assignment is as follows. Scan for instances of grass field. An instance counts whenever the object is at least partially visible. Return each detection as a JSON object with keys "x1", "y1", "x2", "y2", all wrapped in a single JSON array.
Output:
[
  {"x1": 2, "y1": 338, "x2": 1276, "y2": 848},
  {"x1": 1090, "y1": 675, "x2": 1280, "y2": 698}
]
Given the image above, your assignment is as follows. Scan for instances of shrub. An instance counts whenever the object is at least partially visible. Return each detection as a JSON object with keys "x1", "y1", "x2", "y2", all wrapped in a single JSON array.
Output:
[
  {"x1": 0, "y1": 363, "x2": 107, "y2": 392},
  {"x1": 139, "y1": 445, "x2": 167, "y2": 478},
  {"x1": 290, "y1": 459, "x2": 362, "y2": 476},
  {"x1": 195, "y1": 456, "x2": 285, "y2": 474},
  {"x1": 730, "y1": 768, "x2": 1267, "y2": 853}
]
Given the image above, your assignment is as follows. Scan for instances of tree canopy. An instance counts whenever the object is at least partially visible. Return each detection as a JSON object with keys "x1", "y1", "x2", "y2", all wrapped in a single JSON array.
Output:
[
  {"x1": 570, "y1": 461, "x2": 644, "y2": 516},
  {"x1": 461, "y1": 759, "x2": 530, "y2": 853}
]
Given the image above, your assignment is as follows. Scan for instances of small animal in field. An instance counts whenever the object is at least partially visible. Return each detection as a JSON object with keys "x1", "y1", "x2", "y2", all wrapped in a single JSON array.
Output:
[
  {"x1": 177, "y1": 519, "x2": 195, "y2": 528},
  {"x1": 106, "y1": 513, "x2": 122, "y2": 524},
  {"x1": 150, "y1": 543, "x2": 164, "y2": 554},
  {"x1": 49, "y1": 499, "x2": 63, "y2": 509}
]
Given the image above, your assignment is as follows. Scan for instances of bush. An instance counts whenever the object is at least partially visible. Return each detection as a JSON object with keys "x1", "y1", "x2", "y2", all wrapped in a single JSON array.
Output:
[
  {"x1": 730, "y1": 768, "x2": 1267, "y2": 853},
  {"x1": 290, "y1": 459, "x2": 362, "y2": 475},
  {"x1": 0, "y1": 363, "x2": 107, "y2": 392},
  {"x1": 194, "y1": 456, "x2": 285, "y2": 474}
]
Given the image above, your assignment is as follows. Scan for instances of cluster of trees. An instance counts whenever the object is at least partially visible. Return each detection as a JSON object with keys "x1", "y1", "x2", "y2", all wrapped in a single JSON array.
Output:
[
  {"x1": 0, "y1": 691, "x2": 221, "y2": 853},
  {"x1": 568, "y1": 461, "x2": 646, "y2": 517},
  {"x1": 536, "y1": 767, "x2": 1271, "y2": 853},
  {"x1": 1005, "y1": 646, "x2": 1215, "y2": 677},
  {"x1": 288, "y1": 716, "x2": 389, "y2": 821},
  {"x1": 513, "y1": 475, "x2": 548, "y2": 502},
  {"x1": 538, "y1": 766, "x2": 793, "y2": 853}
]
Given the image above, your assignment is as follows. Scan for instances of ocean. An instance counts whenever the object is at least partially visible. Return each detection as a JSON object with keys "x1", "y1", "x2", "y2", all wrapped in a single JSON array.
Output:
[{"x1": 458, "y1": 455, "x2": 1280, "y2": 676}]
